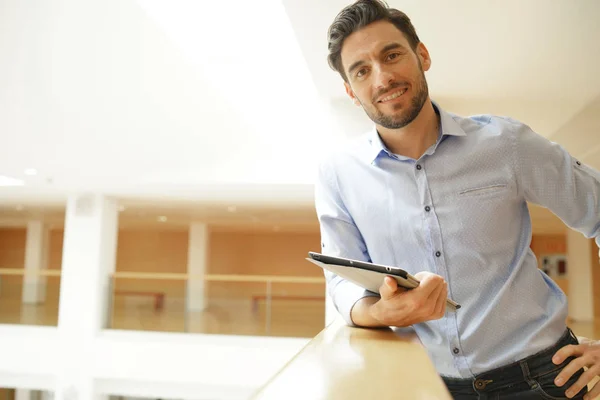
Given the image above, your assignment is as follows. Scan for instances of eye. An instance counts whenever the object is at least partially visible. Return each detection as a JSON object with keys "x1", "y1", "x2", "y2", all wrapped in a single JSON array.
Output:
[
  {"x1": 356, "y1": 68, "x2": 368, "y2": 78},
  {"x1": 386, "y1": 52, "x2": 401, "y2": 61}
]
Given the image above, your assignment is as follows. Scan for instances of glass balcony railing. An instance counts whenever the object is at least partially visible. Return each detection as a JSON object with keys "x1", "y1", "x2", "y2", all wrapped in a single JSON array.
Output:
[
  {"x1": 107, "y1": 272, "x2": 326, "y2": 337},
  {"x1": 107, "y1": 273, "x2": 187, "y2": 333},
  {"x1": 0, "y1": 267, "x2": 326, "y2": 338},
  {"x1": 0, "y1": 268, "x2": 61, "y2": 326}
]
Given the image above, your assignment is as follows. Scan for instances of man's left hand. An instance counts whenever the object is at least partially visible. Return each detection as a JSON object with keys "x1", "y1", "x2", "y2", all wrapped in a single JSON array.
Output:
[{"x1": 553, "y1": 337, "x2": 600, "y2": 399}]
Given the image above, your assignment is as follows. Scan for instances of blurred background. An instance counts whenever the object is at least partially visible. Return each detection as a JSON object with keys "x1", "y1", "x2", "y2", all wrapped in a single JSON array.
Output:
[{"x1": 0, "y1": 0, "x2": 599, "y2": 399}]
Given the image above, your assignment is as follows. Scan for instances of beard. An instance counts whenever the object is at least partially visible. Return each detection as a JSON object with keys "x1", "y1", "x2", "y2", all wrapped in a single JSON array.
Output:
[{"x1": 358, "y1": 67, "x2": 429, "y2": 130}]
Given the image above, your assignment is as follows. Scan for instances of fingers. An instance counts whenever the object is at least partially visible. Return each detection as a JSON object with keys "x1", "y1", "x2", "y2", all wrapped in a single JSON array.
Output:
[
  {"x1": 379, "y1": 276, "x2": 399, "y2": 300},
  {"x1": 413, "y1": 271, "x2": 428, "y2": 281},
  {"x1": 434, "y1": 281, "x2": 448, "y2": 317},
  {"x1": 384, "y1": 272, "x2": 446, "y2": 323},
  {"x1": 555, "y1": 354, "x2": 587, "y2": 387},
  {"x1": 565, "y1": 365, "x2": 598, "y2": 399},
  {"x1": 426, "y1": 276, "x2": 444, "y2": 302},
  {"x1": 423, "y1": 276, "x2": 445, "y2": 319},
  {"x1": 584, "y1": 376, "x2": 600, "y2": 400},
  {"x1": 553, "y1": 344, "x2": 584, "y2": 365},
  {"x1": 419, "y1": 273, "x2": 444, "y2": 299},
  {"x1": 411, "y1": 272, "x2": 446, "y2": 319}
]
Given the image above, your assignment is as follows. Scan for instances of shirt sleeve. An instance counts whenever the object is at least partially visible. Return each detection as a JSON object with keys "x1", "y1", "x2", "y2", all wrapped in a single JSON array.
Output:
[
  {"x1": 314, "y1": 157, "x2": 379, "y2": 326},
  {"x1": 513, "y1": 119, "x2": 600, "y2": 249}
]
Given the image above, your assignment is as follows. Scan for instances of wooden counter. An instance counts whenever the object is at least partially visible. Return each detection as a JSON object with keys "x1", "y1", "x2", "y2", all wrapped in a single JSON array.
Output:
[{"x1": 251, "y1": 319, "x2": 452, "y2": 400}]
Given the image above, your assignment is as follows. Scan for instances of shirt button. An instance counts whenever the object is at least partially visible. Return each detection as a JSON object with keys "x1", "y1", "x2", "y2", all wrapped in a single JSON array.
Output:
[
  {"x1": 435, "y1": 251, "x2": 441, "y2": 257},
  {"x1": 425, "y1": 206, "x2": 431, "y2": 212},
  {"x1": 453, "y1": 348, "x2": 460, "y2": 354},
  {"x1": 416, "y1": 164, "x2": 422, "y2": 170}
]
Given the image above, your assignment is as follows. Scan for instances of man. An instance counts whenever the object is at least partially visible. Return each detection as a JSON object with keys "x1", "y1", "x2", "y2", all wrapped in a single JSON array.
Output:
[{"x1": 315, "y1": 0, "x2": 600, "y2": 398}]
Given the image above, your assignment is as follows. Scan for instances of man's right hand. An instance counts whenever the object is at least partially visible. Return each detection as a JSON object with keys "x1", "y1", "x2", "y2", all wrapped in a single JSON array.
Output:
[{"x1": 350, "y1": 271, "x2": 448, "y2": 328}]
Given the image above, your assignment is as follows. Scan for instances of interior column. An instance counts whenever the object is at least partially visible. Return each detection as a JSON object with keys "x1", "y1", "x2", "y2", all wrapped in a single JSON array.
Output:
[
  {"x1": 187, "y1": 222, "x2": 208, "y2": 312},
  {"x1": 22, "y1": 220, "x2": 49, "y2": 305},
  {"x1": 53, "y1": 194, "x2": 118, "y2": 400}
]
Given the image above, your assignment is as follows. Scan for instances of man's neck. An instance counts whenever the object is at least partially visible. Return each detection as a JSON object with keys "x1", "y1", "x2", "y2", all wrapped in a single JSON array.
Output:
[{"x1": 376, "y1": 100, "x2": 439, "y2": 160}]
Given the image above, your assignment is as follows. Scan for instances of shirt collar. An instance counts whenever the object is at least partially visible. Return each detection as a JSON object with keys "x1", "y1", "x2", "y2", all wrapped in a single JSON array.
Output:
[{"x1": 364, "y1": 100, "x2": 467, "y2": 164}]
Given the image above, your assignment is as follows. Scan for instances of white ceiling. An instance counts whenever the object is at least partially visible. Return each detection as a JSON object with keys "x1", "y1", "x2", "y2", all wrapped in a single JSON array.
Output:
[{"x1": 1, "y1": 0, "x2": 599, "y2": 231}]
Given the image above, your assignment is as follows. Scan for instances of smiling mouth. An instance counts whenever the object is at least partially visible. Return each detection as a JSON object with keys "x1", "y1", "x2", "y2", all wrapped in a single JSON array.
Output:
[{"x1": 378, "y1": 88, "x2": 407, "y2": 103}]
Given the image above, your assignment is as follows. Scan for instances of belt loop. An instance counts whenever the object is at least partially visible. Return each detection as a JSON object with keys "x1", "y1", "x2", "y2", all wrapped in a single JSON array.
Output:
[{"x1": 519, "y1": 360, "x2": 538, "y2": 390}]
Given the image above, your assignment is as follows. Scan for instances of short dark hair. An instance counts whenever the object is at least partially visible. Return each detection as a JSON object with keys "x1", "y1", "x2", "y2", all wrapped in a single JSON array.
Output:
[{"x1": 327, "y1": 0, "x2": 421, "y2": 81}]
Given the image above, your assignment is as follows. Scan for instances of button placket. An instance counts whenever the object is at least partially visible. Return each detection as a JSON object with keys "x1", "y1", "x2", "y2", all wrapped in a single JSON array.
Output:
[{"x1": 417, "y1": 160, "x2": 469, "y2": 376}]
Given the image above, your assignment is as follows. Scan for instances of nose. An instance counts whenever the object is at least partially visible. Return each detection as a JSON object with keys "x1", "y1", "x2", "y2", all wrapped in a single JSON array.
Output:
[{"x1": 374, "y1": 65, "x2": 394, "y2": 89}]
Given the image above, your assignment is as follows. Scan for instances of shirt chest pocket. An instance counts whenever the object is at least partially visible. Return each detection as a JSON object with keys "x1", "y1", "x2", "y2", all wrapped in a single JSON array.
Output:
[
  {"x1": 457, "y1": 183, "x2": 510, "y2": 199},
  {"x1": 450, "y1": 181, "x2": 517, "y2": 246}
]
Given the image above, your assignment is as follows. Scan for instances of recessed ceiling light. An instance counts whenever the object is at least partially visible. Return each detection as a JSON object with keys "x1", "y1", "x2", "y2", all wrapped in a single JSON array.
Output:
[
  {"x1": 0, "y1": 175, "x2": 24, "y2": 186},
  {"x1": 227, "y1": 206, "x2": 237, "y2": 213},
  {"x1": 24, "y1": 168, "x2": 38, "y2": 176},
  {"x1": 158, "y1": 216, "x2": 167, "y2": 222}
]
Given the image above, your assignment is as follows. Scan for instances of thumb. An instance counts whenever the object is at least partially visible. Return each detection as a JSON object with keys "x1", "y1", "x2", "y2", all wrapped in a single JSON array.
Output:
[{"x1": 379, "y1": 276, "x2": 398, "y2": 299}]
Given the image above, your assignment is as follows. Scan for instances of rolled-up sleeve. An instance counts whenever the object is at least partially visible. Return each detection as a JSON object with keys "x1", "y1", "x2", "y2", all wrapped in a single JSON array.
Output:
[
  {"x1": 314, "y1": 158, "x2": 379, "y2": 326},
  {"x1": 513, "y1": 120, "x2": 600, "y2": 248}
]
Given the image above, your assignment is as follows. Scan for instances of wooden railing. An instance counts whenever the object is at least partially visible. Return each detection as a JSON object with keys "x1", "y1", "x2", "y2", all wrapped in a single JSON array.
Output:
[
  {"x1": 250, "y1": 317, "x2": 452, "y2": 399},
  {"x1": 0, "y1": 269, "x2": 325, "y2": 283},
  {"x1": 0, "y1": 268, "x2": 61, "y2": 277},
  {"x1": 110, "y1": 271, "x2": 324, "y2": 284}
]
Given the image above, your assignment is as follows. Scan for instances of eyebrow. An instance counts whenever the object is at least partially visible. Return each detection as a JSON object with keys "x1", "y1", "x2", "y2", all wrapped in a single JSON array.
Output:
[{"x1": 347, "y1": 42, "x2": 407, "y2": 76}]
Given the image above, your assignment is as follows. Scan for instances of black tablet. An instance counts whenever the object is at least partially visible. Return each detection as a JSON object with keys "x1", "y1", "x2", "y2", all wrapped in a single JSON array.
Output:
[
  {"x1": 308, "y1": 251, "x2": 412, "y2": 281},
  {"x1": 307, "y1": 251, "x2": 460, "y2": 310}
]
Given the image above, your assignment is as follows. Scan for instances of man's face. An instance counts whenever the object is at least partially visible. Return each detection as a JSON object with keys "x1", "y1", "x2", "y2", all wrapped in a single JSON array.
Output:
[{"x1": 341, "y1": 20, "x2": 431, "y2": 130}]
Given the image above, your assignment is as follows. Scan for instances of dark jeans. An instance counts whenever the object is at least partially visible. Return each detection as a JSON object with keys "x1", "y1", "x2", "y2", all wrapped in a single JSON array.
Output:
[{"x1": 442, "y1": 328, "x2": 588, "y2": 399}]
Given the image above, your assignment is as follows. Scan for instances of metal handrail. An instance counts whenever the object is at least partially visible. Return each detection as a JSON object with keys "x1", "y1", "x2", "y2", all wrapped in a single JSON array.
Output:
[{"x1": 0, "y1": 269, "x2": 324, "y2": 283}]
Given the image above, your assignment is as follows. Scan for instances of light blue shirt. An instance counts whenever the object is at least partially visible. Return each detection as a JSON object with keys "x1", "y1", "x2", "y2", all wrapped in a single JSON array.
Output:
[{"x1": 315, "y1": 101, "x2": 600, "y2": 378}]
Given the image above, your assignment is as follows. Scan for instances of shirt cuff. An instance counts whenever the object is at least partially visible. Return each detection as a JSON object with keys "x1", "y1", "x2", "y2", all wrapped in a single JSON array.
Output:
[{"x1": 332, "y1": 280, "x2": 380, "y2": 326}]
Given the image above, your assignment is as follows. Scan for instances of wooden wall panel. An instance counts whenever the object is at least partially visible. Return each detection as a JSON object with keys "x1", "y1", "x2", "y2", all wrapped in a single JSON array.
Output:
[
  {"x1": 0, "y1": 227, "x2": 323, "y2": 299},
  {"x1": 0, "y1": 228, "x2": 26, "y2": 269}
]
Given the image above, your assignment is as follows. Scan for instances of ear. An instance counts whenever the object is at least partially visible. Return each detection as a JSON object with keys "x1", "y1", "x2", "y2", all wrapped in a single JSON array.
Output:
[
  {"x1": 416, "y1": 42, "x2": 432, "y2": 72},
  {"x1": 344, "y1": 82, "x2": 361, "y2": 106}
]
